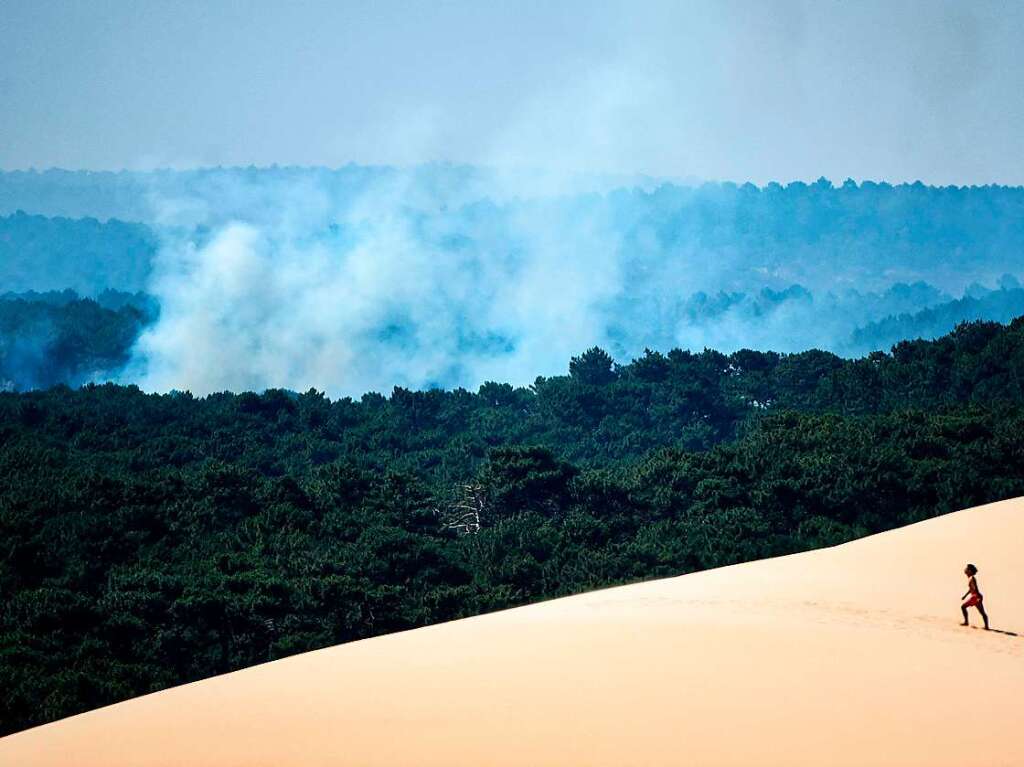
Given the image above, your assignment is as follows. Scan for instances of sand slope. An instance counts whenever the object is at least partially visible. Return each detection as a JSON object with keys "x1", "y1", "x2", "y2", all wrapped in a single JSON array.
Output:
[{"x1": 3, "y1": 497, "x2": 1023, "y2": 767}]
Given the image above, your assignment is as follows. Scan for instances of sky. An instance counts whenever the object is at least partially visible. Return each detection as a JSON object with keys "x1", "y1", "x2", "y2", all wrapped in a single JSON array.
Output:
[{"x1": 2, "y1": 0, "x2": 1023, "y2": 184}]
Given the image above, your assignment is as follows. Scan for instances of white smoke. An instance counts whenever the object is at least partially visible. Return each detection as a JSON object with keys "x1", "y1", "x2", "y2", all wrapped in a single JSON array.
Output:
[
  {"x1": 129, "y1": 172, "x2": 632, "y2": 396},
  {"x1": 122, "y1": 166, "x2": 1024, "y2": 396}
]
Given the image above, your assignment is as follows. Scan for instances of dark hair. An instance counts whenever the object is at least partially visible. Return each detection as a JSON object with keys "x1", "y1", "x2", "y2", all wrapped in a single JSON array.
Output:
[{"x1": 966, "y1": 563, "x2": 978, "y2": 575}]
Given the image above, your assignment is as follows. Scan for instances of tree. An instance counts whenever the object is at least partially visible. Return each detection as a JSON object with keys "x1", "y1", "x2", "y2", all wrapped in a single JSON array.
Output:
[
  {"x1": 479, "y1": 446, "x2": 578, "y2": 520},
  {"x1": 569, "y1": 347, "x2": 617, "y2": 386}
]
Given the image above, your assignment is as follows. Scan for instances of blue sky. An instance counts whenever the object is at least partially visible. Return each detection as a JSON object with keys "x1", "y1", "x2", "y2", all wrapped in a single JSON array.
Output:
[{"x1": 2, "y1": 0, "x2": 1023, "y2": 183}]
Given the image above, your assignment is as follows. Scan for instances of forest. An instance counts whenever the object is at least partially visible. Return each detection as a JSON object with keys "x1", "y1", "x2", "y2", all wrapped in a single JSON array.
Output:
[
  {"x1": 5, "y1": 173, "x2": 1024, "y2": 392},
  {"x1": 3, "y1": 317, "x2": 1024, "y2": 735},
  {"x1": 3, "y1": 252, "x2": 1024, "y2": 394},
  {"x1": 0, "y1": 290, "x2": 155, "y2": 391},
  {"x1": 6, "y1": 172, "x2": 1024, "y2": 300},
  {"x1": 0, "y1": 211, "x2": 155, "y2": 295}
]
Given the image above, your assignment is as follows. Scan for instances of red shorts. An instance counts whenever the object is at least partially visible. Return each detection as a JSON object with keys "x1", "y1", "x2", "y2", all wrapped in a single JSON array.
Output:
[{"x1": 963, "y1": 594, "x2": 983, "y2": 608}]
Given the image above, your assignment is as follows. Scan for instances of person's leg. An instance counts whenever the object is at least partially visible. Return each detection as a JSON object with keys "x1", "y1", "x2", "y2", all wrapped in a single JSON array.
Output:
[
  {"x1": 977, "y1": 602, "x2": 989, "y2": 630},
  {"x1": 961, "y1": 604, "x2": 969, "y2": 626}
]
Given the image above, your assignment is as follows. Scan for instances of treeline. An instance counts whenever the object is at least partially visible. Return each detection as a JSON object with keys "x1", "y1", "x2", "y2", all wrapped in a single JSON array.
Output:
[
  {"x1": 0, "y1": 211, "x2": 155, "y2": 295},
  {"x1": 6, "y1": 174, "x2": 1024, "y2": 370},
  {"x1": 4, "y1": 318, "x2": 1022, "y2": 473},
  {"x1": 850, "y1": 282, "x2": 1024, "y2": 354},
  {"x1": 2, "y1": 318, "x2": 1024, "y2": 734},
  {"x1": 0, "y1": 291, "x2": 154, "y2": 391},
  {"x1": 5, "y1": 279, "x2": 1024, "y2": 395},
  {"x1": 4, "y1": 169, "x2": 1024, "y2": 295},
  {"x1": 675, "y1": 278, "x2": 1024, "y2": 357}
]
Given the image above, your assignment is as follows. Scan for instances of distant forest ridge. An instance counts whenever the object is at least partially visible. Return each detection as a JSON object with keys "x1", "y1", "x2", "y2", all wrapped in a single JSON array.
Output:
[
  {"x1": 4, "y1": 167, "x2": 1024, "y2": 392},
  {"x1": 3, "y1": 165, "x2": 1024, "y2": 223},
  {"x1": 3, "y1": 285, "x2": 1024, "y2": 393}
]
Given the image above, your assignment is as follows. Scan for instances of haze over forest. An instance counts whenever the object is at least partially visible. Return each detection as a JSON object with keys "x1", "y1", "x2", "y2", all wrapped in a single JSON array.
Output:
[
  {"x1": 3, "y1": 167, "x2": 1024, "y2": 396},
  {"x1": 4, "y1": 1, "x2": 1024, "y2": 396}
]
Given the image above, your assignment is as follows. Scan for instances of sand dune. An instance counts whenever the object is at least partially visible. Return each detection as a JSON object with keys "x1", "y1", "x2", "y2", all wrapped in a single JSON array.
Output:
[{"x1": 3, "y1": 497, "x2": 1023, "y2": 766}]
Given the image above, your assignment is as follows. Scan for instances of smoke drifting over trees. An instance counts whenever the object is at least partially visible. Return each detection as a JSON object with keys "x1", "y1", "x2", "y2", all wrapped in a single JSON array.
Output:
[{"x1": 2, "y1": 167, "x2": 1024, "y2": 395}]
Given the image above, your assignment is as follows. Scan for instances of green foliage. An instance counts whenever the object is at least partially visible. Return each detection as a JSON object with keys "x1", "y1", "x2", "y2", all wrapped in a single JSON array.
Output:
[
  {"x1": 3, "y1": 319, "x2": 1024, "y2": 735},
  {"x1": 480, "y1": 446, "x2": 578, "y2": 521},
  {"x1": 0, "y1": 292, "x2": 153, "y2": 390},
  {"x1": 569, "y1": 347, "x2": 618, "y2": 386}
]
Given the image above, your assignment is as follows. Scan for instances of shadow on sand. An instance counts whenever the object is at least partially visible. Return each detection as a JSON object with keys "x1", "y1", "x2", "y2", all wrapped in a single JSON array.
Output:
[{"x1": 970, "y1": 626, "x2": 1019, "y2": 637}]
